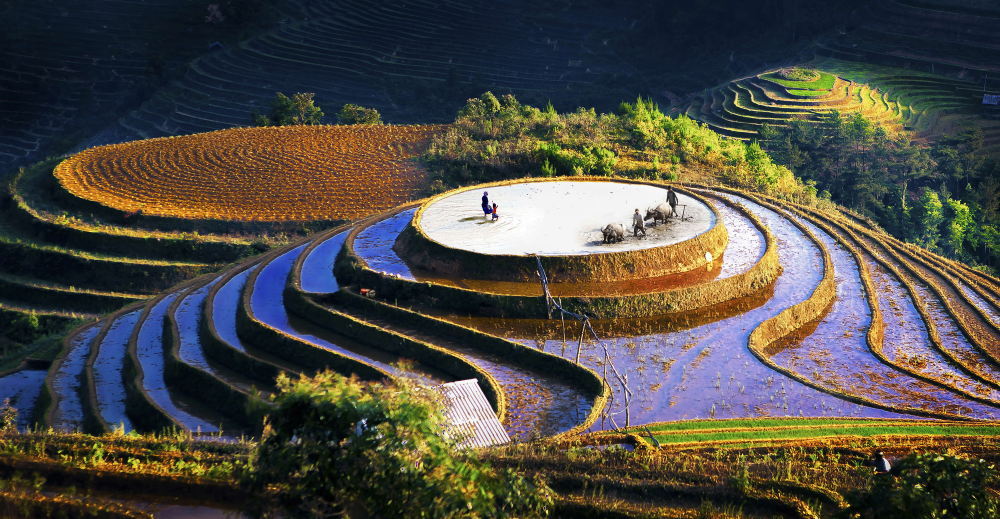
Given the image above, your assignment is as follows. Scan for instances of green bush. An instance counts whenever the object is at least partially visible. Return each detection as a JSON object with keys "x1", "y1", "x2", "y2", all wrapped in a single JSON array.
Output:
[
  {"x1": 336, "y1": 104, "x2": 382, "y2": 125},
  {"x1": 241, "y1": 370, "x2": 552, "y2": 518},
  {"x1": 838, "y1": 452, "x2": 999, "y2": 519},
  {"x1": 252, "y1": 92, "x2": 324, "y2": 126}
]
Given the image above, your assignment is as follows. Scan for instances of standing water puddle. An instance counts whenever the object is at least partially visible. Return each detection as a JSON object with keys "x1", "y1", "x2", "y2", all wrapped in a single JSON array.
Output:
[
  {"x1": 137, "y1": 293, "x2": 224, "y2": 433},
  {"x1": 0, "y1": 369, "x2": 47, "y2": 430},
  {"x1": 768, "y1": 216, "x2": 998, "y2": 419},
  {"x1": 49, "y1": 323, "x2": 101, "y2": 431},
  {"x1": 93, "y1": 310, "x2": 141, "y2": 431},
  {"x1": 299, "y1": 230, "x2": 348, "y2": 294},
  {"x1": 252, "y1": 244, "x2": 442, "y2": 383}
]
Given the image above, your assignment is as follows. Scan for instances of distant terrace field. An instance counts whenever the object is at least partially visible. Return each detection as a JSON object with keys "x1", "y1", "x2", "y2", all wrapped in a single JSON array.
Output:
[{"x1": 55, "y1": 125, "x2": 445, "y2": 221}]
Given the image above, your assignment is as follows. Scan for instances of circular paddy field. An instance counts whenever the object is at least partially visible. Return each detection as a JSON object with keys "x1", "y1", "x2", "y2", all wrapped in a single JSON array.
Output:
[
  {"x1": 54, "y1": 124, "x2": 445, "y2": 221},
  {"x1": 417, "y1": 180, "x2": 713, "y2": 255}
]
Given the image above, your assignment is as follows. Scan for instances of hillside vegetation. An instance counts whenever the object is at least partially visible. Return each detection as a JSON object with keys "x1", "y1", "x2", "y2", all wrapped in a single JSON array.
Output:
[{"x1": 426, "y1": 93, "x2": 823, "y2": 203}]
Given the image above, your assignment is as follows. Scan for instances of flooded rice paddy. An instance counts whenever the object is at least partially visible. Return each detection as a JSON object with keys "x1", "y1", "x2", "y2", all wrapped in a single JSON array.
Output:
[
  {"x1": 49, "y1": 324, "x2": 101, "y2": 431},
  {"x1": 137, "y1": 293, "x2": 223, "y2": 433},
  {"x1": 93, "y1": 310, "x2": 141, "y2": 431}
]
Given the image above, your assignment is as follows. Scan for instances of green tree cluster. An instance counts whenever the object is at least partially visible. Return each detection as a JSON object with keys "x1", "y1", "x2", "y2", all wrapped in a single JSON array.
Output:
[
  {"x1": 426, "y1": 92, "x2": 816, "y2": 203},
  {"x1": 336, "y1": 103, "x2": 382, "y2": 125},
  {"x1": 252, "y1": 92, "x2": 324, "y2": 126},
  {"x1": 241, "y1": 370, "x2": 552, "y2": 518},
  {"x1": 762, "y1": 113, "x2": 998, "y2": 272},
  {"x1": 839, "y1": 452, "x2": 998, "y2": 519}
]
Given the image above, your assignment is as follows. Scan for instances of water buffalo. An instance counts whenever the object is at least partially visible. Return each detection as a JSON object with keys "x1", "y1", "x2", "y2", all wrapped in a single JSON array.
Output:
[
  {"x1": 645, "y1": 203, "x2": 672, "y2": 225},
  {"x1": 602, "y1": 223, "x2": 625, "y2": 243}
]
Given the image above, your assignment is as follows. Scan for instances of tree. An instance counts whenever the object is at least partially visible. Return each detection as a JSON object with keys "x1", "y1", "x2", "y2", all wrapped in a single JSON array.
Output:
[
  {"x1": 912, "y1": 188, "x2": 945, "y2": 251},
  {"x1": 336, "y1": 103, "x2": 383, "y2": 125},
  {"x1": 943, "y1": 197, "x2": 973, "y2": 258},
  {"x1": 252, "y1": 92, "x2": 324, "y2": 126},
  {"x1": 241, "y1": 370, "x2": 552, "y2": 518},
  {"x1": 839, "y1": 453, "x2": 998, "y2": 519}
]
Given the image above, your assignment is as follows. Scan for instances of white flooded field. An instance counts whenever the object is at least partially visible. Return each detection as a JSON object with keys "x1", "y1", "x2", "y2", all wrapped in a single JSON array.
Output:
[{"x1": 417, "y1": 181, "x2": 714, "y2": 255}]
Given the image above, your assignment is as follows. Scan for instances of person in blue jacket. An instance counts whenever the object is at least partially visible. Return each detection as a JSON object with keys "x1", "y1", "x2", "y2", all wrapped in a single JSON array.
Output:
[{"x1": 481, "y1": 191, "x2": 491, "y2": 218}]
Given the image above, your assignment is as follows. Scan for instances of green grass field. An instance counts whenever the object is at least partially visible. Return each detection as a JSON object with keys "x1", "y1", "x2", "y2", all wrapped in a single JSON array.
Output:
[{"x1": 760, "y1": 71, "x2": 837, "y2": 91}]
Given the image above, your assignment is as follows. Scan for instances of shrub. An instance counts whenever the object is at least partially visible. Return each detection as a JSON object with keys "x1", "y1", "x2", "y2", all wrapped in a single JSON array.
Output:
[
  {"x1": 336, "y1": 104, "x2": 383, "y2": 125},
  {"x1": 838, "y1": 452, "x2": 999, "y2": 519},
  {"x1": 241, "y1": 370, "x2": 553, "y2": 518},
  {"x1": 252, "y1": 92, "x2": 324, "y2": 126},
  {"x1": 776, "y1": 67, "x2": 820, "y2": 82}
]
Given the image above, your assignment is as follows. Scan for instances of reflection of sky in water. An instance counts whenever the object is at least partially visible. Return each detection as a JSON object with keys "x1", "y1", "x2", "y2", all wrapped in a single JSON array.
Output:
[
  {"x1": 957, "y1": 283, "x2": 1000, "y2": 327},
  {"x1": 214, "y1": 267, "x2": 254, "y2": 351},
  {"x1": 770, "y1": 216, "x2": 998, "y2": 419},
  {"x1": 94, "y1": 310, "x2": 141, "y2": 431},
  {"x1": 50, "y1": 324, "x2": 101, "y2": 432},
  {"x1": 712, "y1": 200, "x2": 765, "y2": 277},
  {"x1": 300, "y1": 231, "x2": 348, "y2": 293},
  {"x1": 251, "y1": 245, "x2": 410, "y2": 376},
  {"x1": 139, "y1": 293, "x2": 221, "y2": 432},
  {"x1": 353, "y1": 209, "x2": 416, "y2": 279},
  {"x1": 0, "y1": 369, "x2": 47, "y2": 430},
  {"x1": 511, "y1": 193, "x2": 918, "y2": 430},
  {"x1": 862, "y1": 232, "x2": 1000, "y2": 407},
  {"x1": 176, "y1": 279, "x2": 223, "y2": 373}
]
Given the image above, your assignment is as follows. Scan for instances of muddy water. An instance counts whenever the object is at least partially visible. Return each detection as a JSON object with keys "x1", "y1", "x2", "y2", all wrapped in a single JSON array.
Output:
[
  {"x1": 956, "y1": 282, "x2": 1000, "y2": 328},
  {"x1": 419, "y1": 181, "x2": 713, "y2": 255},
  {"x1": 49, "y1": 324, "x2": 101, "y2": 431},
  {"x1": 857, "y1": 241, "x2": 1000, "y2": 404},
  {"x1": 0, "y1": 369, "x2": 47, "y2": 429},
  {"x1": 93, "y1": 310, "x2": 141, "y2": 431},
  {"x1": 506, "y1": 193, "x2": 917, "y2": 428},
  {"x1": 769, "y1": 217, "x2": 999, "y2": 419},
  {"x1": 352, "y1": 200, "x2": 765, "y2": 298},
  {"x1": 212, "y1": 266, "x2": 254, "y2": 352},
  {"x1": 136, "y1": 293, "x2": 223, "y2": 433},
  {"x1": 864, "y1": 237, "x2": 1000, "y2": 386},
  {"x1": 299, "y1": 230, "x2": 348, "y2": 294},
  {"x1": 252, "y1": 244, "x2": 443, "y2": 383}
]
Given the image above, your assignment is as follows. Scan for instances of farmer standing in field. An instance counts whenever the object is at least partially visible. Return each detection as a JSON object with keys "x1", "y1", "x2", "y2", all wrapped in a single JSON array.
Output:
[
  {"x1": 666, "y1": 186, "x2": 679, "y2": 218},
  {"x1": 633, "y1": 208, "x2": 645, "y2": 237},
  {"x1": 481, "y1": 191, "x2": 491, "y2": 219}
]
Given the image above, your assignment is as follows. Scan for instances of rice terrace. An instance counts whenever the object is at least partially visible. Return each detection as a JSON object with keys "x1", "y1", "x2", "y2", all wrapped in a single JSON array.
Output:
[{"x1": 1, "y1": 0, "x2": 999, "y2": 518}]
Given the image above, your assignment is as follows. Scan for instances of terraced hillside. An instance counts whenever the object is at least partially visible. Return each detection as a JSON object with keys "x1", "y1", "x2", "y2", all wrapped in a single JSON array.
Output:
[
  {"x1": 0, "y1": 0, "x2": 298, "y2": 172},
  {"x1": 13, "y1": 176, "x2": 997, "y2": 446},
  {"x1": 0, "y1": 124, "x2": 441, "y2": 398},
  {"x1": 82, "y1": 0, "x2": 638, "y2": 149},
  {"x1": 676, "y1": 62, "x2": 986, "y2": 142}
]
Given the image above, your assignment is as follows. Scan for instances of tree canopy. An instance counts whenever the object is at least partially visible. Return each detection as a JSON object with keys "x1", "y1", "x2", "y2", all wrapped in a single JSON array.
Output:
[{"x1": 252, "y1": 92, "x2": 324, "y2": 126}]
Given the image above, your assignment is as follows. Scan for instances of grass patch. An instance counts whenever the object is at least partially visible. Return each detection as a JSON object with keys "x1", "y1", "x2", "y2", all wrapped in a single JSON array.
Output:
[
  {"x1": 648, "y1": 424, "x2": 1000, "y2": 445},
  {"x1": 635, "y1": 417, "x2": 910, "y2": 433},
  {"x1": 788, "y1": 88, "x2": 830, "y2": 97},
  {"x1": 761, "y1": 70, "x2": 836, "y2": 91}
]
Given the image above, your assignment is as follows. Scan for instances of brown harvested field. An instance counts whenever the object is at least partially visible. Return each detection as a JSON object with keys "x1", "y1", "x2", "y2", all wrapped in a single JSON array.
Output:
[{"x1": 55, "y1": 124, "x2": 447, "y2": 221}]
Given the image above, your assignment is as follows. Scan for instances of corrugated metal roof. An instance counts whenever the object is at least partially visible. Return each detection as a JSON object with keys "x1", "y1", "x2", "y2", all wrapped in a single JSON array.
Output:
[{"x1": 438, "y1": 379, "x2": 510, "y2": 449}]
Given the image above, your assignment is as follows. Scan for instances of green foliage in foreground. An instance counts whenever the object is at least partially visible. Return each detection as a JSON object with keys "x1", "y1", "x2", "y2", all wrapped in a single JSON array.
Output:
[
  {"x1": 252, "y1": 92, "x2": 324, "y2": 126},
  {"x1": 426, "y1": 92, "x2": 821, "y2": 204},
  {"x1": 839, "y1": 453, "x2": 999, "y2": 519},
  {"x1": 336, "y1": 103, "x2": 382, "y2": 125},
  {"x1": 241, "y1": 370, "x2": 552, "y2": 518}
]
